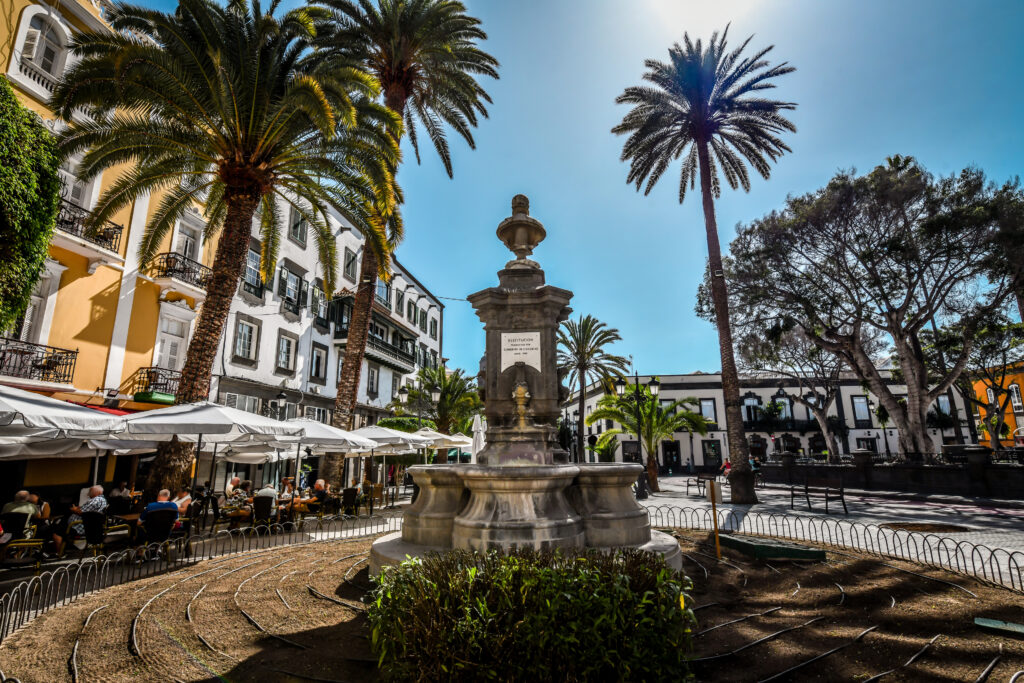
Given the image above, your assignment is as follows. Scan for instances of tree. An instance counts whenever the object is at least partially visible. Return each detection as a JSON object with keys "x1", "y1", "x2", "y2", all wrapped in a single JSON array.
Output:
[
  {"x1": 408, "y1": 365, "x2": 482, "y2": 434},
  {"x1": 586, "y1": 387, "x2": 707, "y2": 492},
  {"x1": 0, "y1": 77, "x2": 60, "y2": 333},
  {"x1": 726, "y1": 157, "x2": 1019, "y2": 456},
  {"x1": 556, "y1": 315, "x2": 629, "y2": 463},
  {"x1": 320, "y1": 0, "x2": 499, "y2": 433},
  {"x1": 927, "y1": 316, "x2": 1024, "y2": 450},
  {"x1": 612, "y1": 27, "x2": 796, "y2": 503},
  {"x1": 53, "y1": 0, "x2": 400, "y2": 491}
]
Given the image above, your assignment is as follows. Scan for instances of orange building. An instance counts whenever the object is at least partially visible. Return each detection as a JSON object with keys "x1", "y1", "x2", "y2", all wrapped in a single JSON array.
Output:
[{"x1": 970, "y1": 370, "x2": 1024, "y2": 449}]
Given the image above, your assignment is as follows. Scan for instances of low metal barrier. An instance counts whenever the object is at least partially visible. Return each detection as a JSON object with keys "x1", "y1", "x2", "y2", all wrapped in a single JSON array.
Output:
[
  {"x1": 647, "y1": 504, "x2": 1024, "y2": 593},
  {"x1": 0, "y1": 511, "x2": 401, "y2": 645}
]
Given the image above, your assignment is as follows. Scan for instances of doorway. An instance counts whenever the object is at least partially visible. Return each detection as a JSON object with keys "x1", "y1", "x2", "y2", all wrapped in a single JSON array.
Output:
[
  {"x1": 662, "y1": 440, "x2": 681, "y2": 475},
  {"x1": 701, "y1": 440, "x2": 722, "y2": 471}
]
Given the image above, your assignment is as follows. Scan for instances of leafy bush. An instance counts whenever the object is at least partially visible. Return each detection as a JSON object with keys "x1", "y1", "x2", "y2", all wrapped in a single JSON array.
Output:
[
  {"x1": 377, "y1": 416, "x2": 437, "y2": 433},
  {"x1": 369, "y1": 548, "x2": 695, "y2": 682},
  {"x1": 0, "y1": 77, "x2": 60, "y2": 331}
]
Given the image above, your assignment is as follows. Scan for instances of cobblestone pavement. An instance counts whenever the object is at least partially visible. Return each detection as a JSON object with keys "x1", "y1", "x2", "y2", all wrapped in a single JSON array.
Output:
[{"x1": 642, "y1": 475, "x2": 1024, "y2": 589}]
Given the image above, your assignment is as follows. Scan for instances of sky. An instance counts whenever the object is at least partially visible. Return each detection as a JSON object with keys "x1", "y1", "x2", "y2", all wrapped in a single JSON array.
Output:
[{"x1": 143, "y1": 0, "x2": 1024, "y2": 377}]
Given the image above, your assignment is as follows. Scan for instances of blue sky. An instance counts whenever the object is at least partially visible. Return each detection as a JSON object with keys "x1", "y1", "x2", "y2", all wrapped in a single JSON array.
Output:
[{"x1": 144, "y1": 0, "x2": 1024, "y2": 377}]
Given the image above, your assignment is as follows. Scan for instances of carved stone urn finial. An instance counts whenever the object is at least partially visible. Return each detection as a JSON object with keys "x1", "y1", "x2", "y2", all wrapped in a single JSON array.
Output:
[{"x1": 496, "y1": 194, "x2": 546, "y2": 268}]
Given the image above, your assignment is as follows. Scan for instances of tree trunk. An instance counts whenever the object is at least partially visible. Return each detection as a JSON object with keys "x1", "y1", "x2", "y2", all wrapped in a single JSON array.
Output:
[
  {"x1": 146, "y1": 190, "x2": 261, "y2": 496},
  {"x1": 645, "y1": 452, "x2": 660, "y2": 493},
  {"x1": 576, "y1": 375, "x2": 586, "y2": 464},
  {"x1": 696, "y1": 142, "x2": 755, "y2": 503}
]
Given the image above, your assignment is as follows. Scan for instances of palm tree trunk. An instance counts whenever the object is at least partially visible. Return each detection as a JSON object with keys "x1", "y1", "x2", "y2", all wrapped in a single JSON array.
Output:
[
  {"x1": 696, "y1": 142, "x2": 756, "y2": 504},
  {"x1": 576, "y1": 375, "x2": 586, "y2": 464},
  {"x1": 147, "y1": 190, "x2": 261, "y2": 495}
]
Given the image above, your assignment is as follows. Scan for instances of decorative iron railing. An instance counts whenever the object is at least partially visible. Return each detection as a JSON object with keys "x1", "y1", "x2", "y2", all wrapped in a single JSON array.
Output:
[
  {"x1": 0, "y1": 337, "x2": 77, "y2": 384},
  {"x1": 367, "y1": 335, "x2": 416, "y2": 366},
  {"x1": 54, "y1": 199, "x2": 124, "y2": 253},
  {"x1": 18, "y1": 56, "x2": 56, "y2": 93},
  {"x1": 126, "y1": 366, "x2": 181, "y2": 400},
  {"x1": 742, "y1": 418, "x2": 823, "y2": 433},
  {"x1": 149, "y1": 252, "x2": 212, "y2": 290},
  {"x1": 241, "y1": 277, "x2": 264, "y2": 298}
]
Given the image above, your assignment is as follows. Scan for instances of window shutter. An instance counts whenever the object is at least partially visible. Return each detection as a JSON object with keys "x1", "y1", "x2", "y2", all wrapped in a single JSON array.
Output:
[
  {"x1": 21, "y1": 28, "x2": 40, "y2": 60},
  {"x1": 300, "y1": 279, "x2": 309, "y2": 308},
  {"x1": 277, "y1": 265, "x2": 288, "y2": 296},
  {"x1": 223, "y1": 392, "x2": 238, "y2": 408}
]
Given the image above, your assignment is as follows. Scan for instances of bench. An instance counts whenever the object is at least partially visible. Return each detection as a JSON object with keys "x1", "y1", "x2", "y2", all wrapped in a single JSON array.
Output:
[
  {"x1": 791, "y1": 477, "x2": 847, "y2": 514},
  {"x1": 686, "y1": 472, "x2": 718, "y2": 497}
]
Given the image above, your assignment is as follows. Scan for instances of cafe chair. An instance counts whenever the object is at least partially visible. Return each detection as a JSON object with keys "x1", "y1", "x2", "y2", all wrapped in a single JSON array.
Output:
[
  {"x1": 81, "y1": 511, "x2": 130, "y2": 557},
  {"x1": 0, "y1": 512, "x2": 44, "y2": 571}
]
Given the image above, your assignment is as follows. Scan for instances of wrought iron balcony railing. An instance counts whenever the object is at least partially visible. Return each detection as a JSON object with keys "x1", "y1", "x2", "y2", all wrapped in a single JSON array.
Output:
[
  {"x1": 0, "y1": 337, "x2": 77, "y2": 384},
  {"x1": 126, "y1": 366, "x2": 181, "y2": 404},
  {"x1": 743, "y1": 418, "x2": 823, "y2": 433},
  {"x1": 55, "y1": 199, "x2": 124, "y2": 253},
  {"x1": 368, "y1": 335, "x2": 416, "y2": 366},
  {"x1": 241, "y1": 277, "x2": 264, "y2": 298},
  {"x1": 149, "y1": 252, "x2": 212, "y2": 290}
]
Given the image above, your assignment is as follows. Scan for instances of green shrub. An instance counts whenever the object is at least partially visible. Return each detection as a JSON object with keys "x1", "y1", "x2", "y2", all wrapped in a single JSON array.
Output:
[
  {"x1": 0, "y1": 77, "x2": 60, "y2": 332},
  {"x1": 369, "y1": 548, "x2": 695, "y2": 682}
]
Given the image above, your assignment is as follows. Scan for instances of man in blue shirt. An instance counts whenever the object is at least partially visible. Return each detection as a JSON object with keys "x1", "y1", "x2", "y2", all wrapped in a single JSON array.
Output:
[{"x1": 141, "y1": 489, "x2": 179, "y2": 522}]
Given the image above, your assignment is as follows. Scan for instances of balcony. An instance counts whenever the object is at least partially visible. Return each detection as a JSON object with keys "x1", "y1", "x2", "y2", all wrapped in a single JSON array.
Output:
[
  {"x1": 332, "y1": 326, "x2": 414, "y2": 372},
  {"x1": 149, "y1": 252, "x2": 211, "y2": 299},
  {"x1": 0, "y1": 337, "x2": 77, "y2": 387},
  {"x1": 127, "y1": 366, "x2": 181, "y2": 404},
  {"x1": 743, "y1": 418, "x2": 823, "y2": 433},
  {"x1": 17, "y1": 56, "x2": 56, "y2": 96},
  {"x1": 50, "y1": 199, "x2": 125, "y2": 271},
  {"x1": 240, "y1": 277, "x2": 265, "y2": 299}
]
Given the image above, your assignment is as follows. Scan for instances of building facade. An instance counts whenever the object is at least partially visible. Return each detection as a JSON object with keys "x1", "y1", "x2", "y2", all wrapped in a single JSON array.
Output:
[
  {"x1": 566, "y1": 372, "x2": 975, "y2": 473},
  {"x1": 0, "y1": 1, "x2": 442, "y2": 494},
  {"x1": 971, "y1": 369, "x2": 1024, "y2": 449}
]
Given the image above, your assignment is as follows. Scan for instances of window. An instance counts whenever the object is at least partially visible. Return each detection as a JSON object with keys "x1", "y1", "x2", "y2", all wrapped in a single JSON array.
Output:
[
  {"x1": 852, "y1": 395, "x2": 871, "y2": 426},
  {"x1": 430, "y1": 350, "x2": 438, "y2": 369},
  {"x1": 1012, "y1": 385, "x2": 1024, "y2": 413},
  {"x1": 311, "y1": 281, "x2": 328, "y2": 322},
  {"x1": 392, "y1": 375, "x2": 400, "y2": 399},
  {"x1": 742, "y1": 396, "x2": 760, "y2": 422},
  {"x1": 375, "y1": 279, "x2": 391, "y2": 308},
  {"x1": 699, "y1": 398, "x2": 717, "y2": 423},
  {"x1": 243, "y1": 249, "x2": 262, "y2": 290},
  {"x1": 305, "y1": 406, "x2": 329, "y2": 423},
  {"x1": 176, "y1": 224, "x2": 199, "y2": 261},
  {"x1": 234, "y1": 320, "x2": 257, "y2": 360},
  {"x1": 25, "y1": 16, "x2": 66, "y2": 77},
  {"x1": 986, "y1": 387, "x2": 996, "y2": 405},
  {"x1": 366, "y1": 363, "x2": 379, "y2": 395},
  {"x1": 395, "y1": 290, "x2": 405, "y2": 317},
  {"x1": 276, "y1": 334, "x2": 296, "y2": 371},
  {"x1": 936, "y1": 394, "x2": 952, "y2": 416},
  {"x1": 408, "y1": 301, "x2": 417, "y2": 321},
  {"x1": 429, "y1": 318, "x2": 438, "y2": 340},
  {"x1": 156, "y1": 316, "x2": 188, "y2": 371},
  {"x1": 855, "y1": 437, "x2": 877, "y2": 453},
  {"x1": 288, "y1": 208, "x2": 307, "y2": 246},
  {"x1": 277, "y1": 264, "x2": 307, "y2": 313},
  {"x1": 310, "y1": 345, "x2": 327, "y2": 381},
  {"x1": 771, "y1": 398, "x2": 792, "y2": 420},
  {"x1": 418, "y1": 308, "x2": 427, "y2": 332},
  {"x1": 343, "y1": 248, "x2": 357, "y2": 282},
  {"x1": 59, "y1": 160, "x2": 90, "y2": 208}
]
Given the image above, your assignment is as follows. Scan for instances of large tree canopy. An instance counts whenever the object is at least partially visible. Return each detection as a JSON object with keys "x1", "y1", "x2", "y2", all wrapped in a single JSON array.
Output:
[
  {"x1": 726, "y1": 156, "x2": 1022, "y2": 454},
  {"x1": 0, "y1": 77, "x2": 60, "y2": 332}
]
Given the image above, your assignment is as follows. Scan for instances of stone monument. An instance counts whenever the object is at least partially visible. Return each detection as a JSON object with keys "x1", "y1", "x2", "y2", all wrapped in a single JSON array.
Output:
[{"x1": 370, "y1": 195, "x2": 680, "y2": 573}]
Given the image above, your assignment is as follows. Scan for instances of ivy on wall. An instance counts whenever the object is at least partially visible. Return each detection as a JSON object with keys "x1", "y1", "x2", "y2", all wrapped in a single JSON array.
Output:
[{"x1": 0, "y1": 77, "x2": 60, "y2": 332}]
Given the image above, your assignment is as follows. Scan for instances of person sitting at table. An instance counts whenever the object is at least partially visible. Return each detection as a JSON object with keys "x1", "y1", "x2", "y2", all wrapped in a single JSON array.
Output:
[
  {"x1": 224, "y1": 477, "x2": 240, "y2": 499},
  {"x1": 55, "y1": 485, "x2": 107, "y2": 553},
  {"x1": 2, "y1": 491, "x2": 39, "y2": 536},
  {"x1": 141, "y1": 489, "x2": 179, "y2": 522},
  {"x1": 171, "y1": 486, "x2": 192, "y2": 516},
  {"x1": 27, "y1": 493, "x2": 53, "y2": 548},
  {"x1": 109, "y1": 481, "x2": 132, "y2": 499}
]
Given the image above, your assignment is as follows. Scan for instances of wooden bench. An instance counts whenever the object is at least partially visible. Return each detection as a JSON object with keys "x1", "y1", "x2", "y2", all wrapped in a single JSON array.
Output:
[
  {"x1": 686, "y1": 472, "x2": 718, "y2": 497},
  {"x1": 791, "y1": 477, "x2": 847, "y2": 514}
]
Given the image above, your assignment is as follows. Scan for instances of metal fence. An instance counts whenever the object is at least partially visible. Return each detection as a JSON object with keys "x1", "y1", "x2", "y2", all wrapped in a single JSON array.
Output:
[
  {"x1": 647, "y1": 504, "x2": 1024, "y2": 593},
  {"x1": 3, "y1": 503, "x2": 1023, "y2": 649},
  {"x1": 0, "y1": 512, "x2": 401, "y2": 645}
]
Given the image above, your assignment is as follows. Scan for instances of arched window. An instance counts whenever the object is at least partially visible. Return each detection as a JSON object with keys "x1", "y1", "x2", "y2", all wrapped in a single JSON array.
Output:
[
  {"x1": 986, "y1": 387, "x2": 996, "y2": 405},
  {"x1": 25, "y1": 15, "x2": 66, "y2": 77},
  {"x1": 1011, "y1": 384, "x2": 1023, "y2": 413}
]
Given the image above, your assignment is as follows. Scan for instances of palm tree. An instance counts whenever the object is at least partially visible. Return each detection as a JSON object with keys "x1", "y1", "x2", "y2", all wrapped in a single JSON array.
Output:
[
  {"x1": 587, "y1": 388, "x2": 708, "y2": 492},
  {"x1": 612, "y1": 27, "x2": 796, "y2": 503},
  {"x1": 557, "y1": 316, "x2": 629, "y2": 463},
  {"x1": 318, "y1": 0, "x2": 499, "y2": 432},
  {"x1": 409, "y1": 366, "x2": 482, "y2": 434},
  {"x1": 52, "y1": 0, "x2": 400, "y2": 491}
]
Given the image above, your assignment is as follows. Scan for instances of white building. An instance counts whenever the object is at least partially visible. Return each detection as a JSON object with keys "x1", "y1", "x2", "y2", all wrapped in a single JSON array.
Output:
[{"x1": 566, "y1": 371, "x2": 975, "y2": 473}]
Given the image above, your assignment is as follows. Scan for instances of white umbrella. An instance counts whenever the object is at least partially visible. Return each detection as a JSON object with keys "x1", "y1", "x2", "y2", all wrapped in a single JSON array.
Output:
[
  {"x1": 413, "y1": 427, "x2": 472, "y2": 449},
  {"x1": 271, "y1": 418, "x2": 378, "y2": 491},
  {"x1": 470, "y1": 415, "x2": 486, "y2": 465},
  {"x1": 220, "y1": 446, "x2": 280, "y2": 465},
  {"x1": 350, "y1": 425, "x2": 431, "y2": 488},
  {"x1": 0, "y1": 439, "x2": 96, "y2": 460},
  {"x1": 0, "y1": 384, "x2": 125, "y2": 436}
]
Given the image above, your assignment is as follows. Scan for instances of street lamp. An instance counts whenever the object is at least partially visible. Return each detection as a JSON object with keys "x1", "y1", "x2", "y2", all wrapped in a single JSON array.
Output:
[
  {"x1": 615, "y1": 372, "x2": 659, "y2": 498},
  {"x1": 276, "y1": 390, "x2": 288, "y2": 421},
  {"x1": 397, "y1": 381, "x2": 439, "y2": 427}
]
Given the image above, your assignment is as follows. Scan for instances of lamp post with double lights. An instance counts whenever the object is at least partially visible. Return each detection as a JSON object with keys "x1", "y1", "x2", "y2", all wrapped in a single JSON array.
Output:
[
  {"x1": 396, "y1": 381, "x2": 440, "y2": 427},
  {"x1": 614, "y1": 373, "x2": 660, "y2": 499}
]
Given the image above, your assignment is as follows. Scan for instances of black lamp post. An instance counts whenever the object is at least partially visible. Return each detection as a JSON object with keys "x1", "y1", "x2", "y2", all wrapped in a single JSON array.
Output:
[
  {"x1": 276, "y1": 390, "x2": 288, "y2": 421},
  {"x1": 615, "y1": 372, "x2": 660, "y2": 499},
  {"x1": 397, "y1": 381, "x2": 440, "y2": 426}
]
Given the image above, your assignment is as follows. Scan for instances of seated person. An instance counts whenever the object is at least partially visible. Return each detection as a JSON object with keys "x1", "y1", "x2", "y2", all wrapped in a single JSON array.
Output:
[
  {"x1": 224, "y1": 476, "x2": 241, "y2": 499},
  {"x1": 141, "y1": 489, "x2": 180, "y2": 522},
  {"x1": 55, "y1": 486, "x2": 106, "y2": 552},
  {"x1": 171, "y1": 486, "x2": 192, "y2": 515},
  {"x1": 28, "y1": 493, "x2": 52, "y2": 546},
  {"x1": 254, "y1": 483, "x2": 279, "y2": 519},
  {"x1": 109, "y1": 481, "x2": 132, "y2": 499},
  {"x1": 2, "y1": 490, "x2": 39, "y2": 537}
]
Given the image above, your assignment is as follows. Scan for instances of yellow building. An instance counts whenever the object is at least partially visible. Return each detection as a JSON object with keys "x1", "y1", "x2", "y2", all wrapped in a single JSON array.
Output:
[{"x1": 1, "y1": 0, "x2": 214, "y2": 494}]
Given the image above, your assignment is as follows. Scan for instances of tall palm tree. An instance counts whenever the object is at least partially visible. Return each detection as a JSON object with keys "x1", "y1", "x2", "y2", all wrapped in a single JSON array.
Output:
[
  {"x1": 587, "y1": 389, "x2": 708, "y2": 492},
  {"x1": 52, "y1": 0, "x2": 400, "y2": 491},
  {"x1": 318, "y1": 0, "x2": 499, "y2": 433},
  {"x1": 612, "y1": 26, "x2": 796, "y2": 503},
  {"x1": 557, "y1": 315, "x2": 629, "y2": 463}
]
